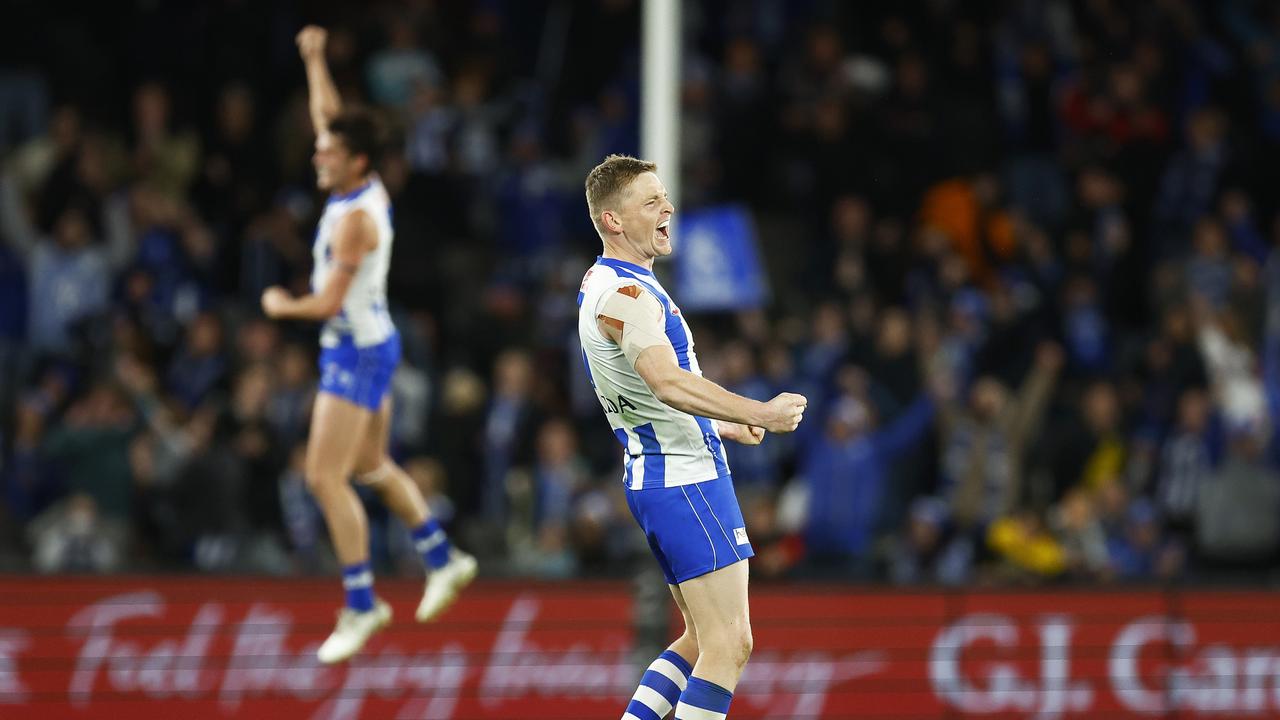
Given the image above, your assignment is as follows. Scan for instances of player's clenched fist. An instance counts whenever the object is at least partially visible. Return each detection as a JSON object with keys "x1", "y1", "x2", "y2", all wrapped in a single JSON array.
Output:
[
  {"x1": 260, "y1": 286, "x2": 290, "y2": 319},
  {"x1": 759, "y1": 392, "x2": 807, "y2": 433},
  {"x1": 296, "y1": 25, "x2": 327, "y2": 59}
]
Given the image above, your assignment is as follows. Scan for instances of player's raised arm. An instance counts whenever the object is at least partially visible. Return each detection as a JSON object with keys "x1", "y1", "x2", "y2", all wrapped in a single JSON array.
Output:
[
  {"x1": 597, "y1": 284, "x2": 807, "y2": 434},
  {"x1": 297, "y1": 25, "x2": 341, "y2": 136},
  {"x1": 261, "y1": 209, "x2": 374, "y2": 321}
]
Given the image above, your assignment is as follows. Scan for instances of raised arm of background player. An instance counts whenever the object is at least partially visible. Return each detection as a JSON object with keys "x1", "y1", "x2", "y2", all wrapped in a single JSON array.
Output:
[
  {"x1": 297, "y1": 25, "x2": 341, "y2": 135},
  {"x1": 260, "y1": 25, "x2": 374, "y2": 322},
  {"x1": 597, "y1": 284, "x2": 807, "y2": 442}
]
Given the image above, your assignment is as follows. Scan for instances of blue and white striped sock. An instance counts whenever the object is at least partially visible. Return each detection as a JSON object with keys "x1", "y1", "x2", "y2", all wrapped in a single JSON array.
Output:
[
  {"x1": 674, "y1": 676, "x2": 733, "y2": 720},
  {"x1": 341, "y1": 561, "x2": 375, "y2": 612},
  {"x1": 622, "y1": 650, "x2": 692, "y2": 720},
  {"x1": 412, "y1": 518, "x2": 452, "y2": 570}
]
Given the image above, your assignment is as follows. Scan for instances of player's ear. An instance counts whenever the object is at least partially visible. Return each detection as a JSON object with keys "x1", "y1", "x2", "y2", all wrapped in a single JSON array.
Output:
[{"x1": 601, "y1": 209, "x2": 622, "y2": 234}]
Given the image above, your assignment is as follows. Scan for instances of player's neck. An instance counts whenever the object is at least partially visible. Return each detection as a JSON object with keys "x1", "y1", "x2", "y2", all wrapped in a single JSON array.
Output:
[
  {"x1": 601, "y1": 244, "x2": 654, "y2": 271},
  {"x1": 333, "y1": 173, "x2": 372, "y2": 198}
]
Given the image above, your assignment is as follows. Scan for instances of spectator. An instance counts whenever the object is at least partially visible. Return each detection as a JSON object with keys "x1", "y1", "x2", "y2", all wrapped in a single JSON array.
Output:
[
  {"x1": 1153, "y1": 108, "x2": 1229, "y2": 257},
  {"x1": 794, "y1": 381, "x2": 936, "y2": 576},
  {"x1": 1106, "y1": 497, "x2": 1185, "y2": 581},
  {"x1": 1196, "y1": 429, "x2": 1280, "y2": 563},
  {"x1": 42, "y1": 382, "x2": 137, "y2": 522},
  {"x1": 481, "y1": 349, "x2": 540, "y2": 526},
  {"x1": 1155, "y1": 388, "x2": 1220, "y2": 541},
  {"x1": 939, "y1": 342, "x2": 1063, "y2": 533},
  {"x1": 1051, "y1": 380, "x2": 1126, "y2": 497},
  {"x1": 987, "y1": 506, "x2": 1068, "y2": 582},
  {"x1": 0, "y1": 173, "x2": 131, "y2": 355},
  {"x1": 366, "y1": 22, "x2": 443, "y2": 109},
  {"x1": 1051, "y1": 488, "x2": 1112, "y2": 580},
  {"x1": 885, "y1": 496, "x2": 974, "y2": 585},
  {"x1": 27, "y1": 493, "x2": 126, "y2": 573},
  {"x1": 166, "y1": 311, "x2": 228, "y2": 411}
]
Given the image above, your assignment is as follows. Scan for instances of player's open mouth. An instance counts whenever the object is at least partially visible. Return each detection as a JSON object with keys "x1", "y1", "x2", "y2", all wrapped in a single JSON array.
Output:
[{"x1": 657, "y1": 220, "x2": 670, "y2": 240}]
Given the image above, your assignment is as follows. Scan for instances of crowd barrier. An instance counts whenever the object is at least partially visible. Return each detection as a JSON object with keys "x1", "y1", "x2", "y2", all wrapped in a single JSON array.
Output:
[{"x1": 1, "y1": 576, "x2": 1277, "y2": 719}]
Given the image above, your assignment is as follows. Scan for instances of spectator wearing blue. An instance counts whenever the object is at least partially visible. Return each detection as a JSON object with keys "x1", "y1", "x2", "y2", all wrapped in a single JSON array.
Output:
[
  {"x1": 1185, "y1": 218, "x2": 1234, "y2": 310},
  {"x1": 0, "y1": 177, "x2": 132, "y2": 356},
  {"x1": 796, "y1": 383, "x2": 937, "y2": 577},
  {"x1": 885, "y1": 495, "x2": 974, "y2": 585},
  {"x1": 482, "y1": 349, "x2": 539, "y2": 525},
  {"x1": 1152, "y1": 108, "x2": 1229, "y2": 259},
  {"x1": 1061, "y1": 275, "x2": 1112, "y2": 374},
  {"x1": 165, "y1": 312, "x2": 227, "y2": 411},
  {"x1": 718, "y1": 341, "x2": 782, "y2": 488},
  {"x1": 1106, "y1": 498, "x2": 1184, "y2": 580}
]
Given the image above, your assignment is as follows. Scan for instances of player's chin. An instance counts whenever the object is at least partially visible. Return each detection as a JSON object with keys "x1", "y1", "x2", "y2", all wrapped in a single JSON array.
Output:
[{"x1": 653, "y1": 237, "x2": 674, "y2": 255}]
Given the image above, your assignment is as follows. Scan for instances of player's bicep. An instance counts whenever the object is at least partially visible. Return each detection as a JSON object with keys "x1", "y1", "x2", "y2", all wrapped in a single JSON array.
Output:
[
  {"x1": 632, "y1": 342, "x2": 684, "y2": 397},
  {"x1": 597, "y1": 285, "x2": 670, "y2": 366},
  {"x1": 318, "y1": 210, "x2": 375, "y2": 314}
]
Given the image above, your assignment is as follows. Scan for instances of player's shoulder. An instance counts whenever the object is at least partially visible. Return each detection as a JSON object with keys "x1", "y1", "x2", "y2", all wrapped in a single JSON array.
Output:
[{"x1": 581, "y1": 264, "x2": 654, "y2": 300}]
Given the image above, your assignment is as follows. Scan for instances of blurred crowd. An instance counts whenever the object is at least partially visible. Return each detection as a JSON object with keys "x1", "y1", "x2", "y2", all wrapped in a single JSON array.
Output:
[{"x1": 1, "y1": 0, "x2": 1279, "y2": 586}]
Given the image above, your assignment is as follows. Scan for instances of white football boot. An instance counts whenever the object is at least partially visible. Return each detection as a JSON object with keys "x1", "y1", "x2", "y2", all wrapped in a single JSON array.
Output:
[
  {"x1": 416, "y1": 550, "x2": 478, "y2": 622},
  {"x1": 316, "y1": 598, "x2": 392, "y2": 664}
]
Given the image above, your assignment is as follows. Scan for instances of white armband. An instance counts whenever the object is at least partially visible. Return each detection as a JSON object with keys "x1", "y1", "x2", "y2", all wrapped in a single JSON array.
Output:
[{"x1": 598, "y1": 284, "x2": 670, "y2": 367}]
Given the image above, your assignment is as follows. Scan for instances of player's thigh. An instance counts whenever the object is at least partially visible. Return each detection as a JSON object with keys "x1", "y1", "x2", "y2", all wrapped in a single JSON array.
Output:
[
  {"x1": 354, "y1": 395, "x2": 393, "y2": 474},
  {"x1": 676, "y1": 559, "x2": 750, "y2": 644},
  {"x1": 306, "y1": 391, "x2": 375, "y2": 483}
]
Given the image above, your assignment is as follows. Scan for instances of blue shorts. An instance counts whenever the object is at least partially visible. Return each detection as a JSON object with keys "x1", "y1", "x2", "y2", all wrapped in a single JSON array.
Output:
[
  {"x1": 625, "y1": 474, "x2": 755, "y2": 585},
  {"x1": 317, "y1": 333, "x2": 400, "y2": 411}
]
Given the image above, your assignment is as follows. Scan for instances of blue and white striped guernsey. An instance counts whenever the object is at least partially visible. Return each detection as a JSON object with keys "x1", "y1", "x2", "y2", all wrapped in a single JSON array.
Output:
[
  {"x1": 577, "y1": 256, "x2": 730, "y2": 490},
  {"x1": 310, "y1": 176, "x2": 397, "y2": 349}
]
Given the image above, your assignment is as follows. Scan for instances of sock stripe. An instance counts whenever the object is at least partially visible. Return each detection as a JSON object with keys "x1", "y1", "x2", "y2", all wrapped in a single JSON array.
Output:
[
  {"x1": 650, "y1": 658, "x2": 690, "y2": 691},
  {"x1": 413, "y1": 529, "x2": 447, "y2": 553},
  {"x1": 676, "y1": 677, "x2": 733, "y2": 720},
  {"x1": 412, "y1": 519, "x2": 453, "y2": 570},
  {"x1": 631, "y1": 686, "x2": 672, "y2": 717},
  {"x1": 341, "y1": 562, "x2": 375, "y2": 612},
  {"x1": 639, "y1": 670, "x2": 682, "y2": 705},
  {"x1": 674, "y1": 703, "x2": 725, "y2": 720},
  {"x1": 623, "y1": 700, "x2": 661, "y2": 720},
  {"x1": 622, "y1": 713, "x2": 647, "y2": 720},
  {"x1": 341, "y1": 570, "x2": 373, "y2": 589},
  {"x1": 659, "y1": 650, "x2": 693, "y2": 677}
]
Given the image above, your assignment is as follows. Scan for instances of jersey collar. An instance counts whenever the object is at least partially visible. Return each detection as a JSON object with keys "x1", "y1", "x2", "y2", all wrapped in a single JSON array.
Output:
[
  {"x1": 596, "y1": 256, "x2": 654, "y2": 277},
  {"x1": 328, "y1": 177, "x2": 374, "y2": 203}
]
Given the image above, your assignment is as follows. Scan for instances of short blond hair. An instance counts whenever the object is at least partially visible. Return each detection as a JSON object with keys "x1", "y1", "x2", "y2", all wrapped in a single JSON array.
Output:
[{"x1": 584, "y1": 154, "x2": 657, "y2": 235}]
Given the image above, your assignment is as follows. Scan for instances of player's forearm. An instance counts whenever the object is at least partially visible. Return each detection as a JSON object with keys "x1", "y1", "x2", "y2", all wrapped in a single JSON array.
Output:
[
  {"x1": 653, "y1": 370, "x2": 767, "y2": 427},
  {"x1": 277, "y1": 293, "x2": 341, "y2": 321},
  {"x1": 304, "y1": 56, "x2": 342, "y2": 133}
]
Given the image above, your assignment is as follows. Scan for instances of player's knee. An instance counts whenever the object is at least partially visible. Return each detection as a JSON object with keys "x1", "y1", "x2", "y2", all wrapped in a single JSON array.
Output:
[
  {"x1": 354, "y1": 458, "x2": 391, "y2": 485},
  {"x1": 704, "y1": 622, "x2": 752, "y2": 670},
  {"x1": 304, "y1": 468, "x2": 345, "y2": 496}
]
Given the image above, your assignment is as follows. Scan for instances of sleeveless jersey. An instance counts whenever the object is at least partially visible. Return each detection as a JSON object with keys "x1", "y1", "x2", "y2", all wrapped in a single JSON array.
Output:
[
  {"x1": 577, "y1": 256, "x2": 730, "y2": 490},
  {"x1": 310, "y1": 176, "x2": 396, "y2": 348}
]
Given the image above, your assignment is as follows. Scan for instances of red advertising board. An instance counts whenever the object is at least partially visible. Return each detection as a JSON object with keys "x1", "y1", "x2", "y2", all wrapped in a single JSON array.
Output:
[{"x1": 1, "y1": 577, "x2": 1278, "y2": 719}]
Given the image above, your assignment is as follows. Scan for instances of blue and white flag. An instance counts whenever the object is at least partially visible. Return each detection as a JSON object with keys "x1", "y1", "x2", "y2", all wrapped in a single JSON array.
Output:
[{"x1": 668, "y1": 205, "x2": 770, "y2": 312}]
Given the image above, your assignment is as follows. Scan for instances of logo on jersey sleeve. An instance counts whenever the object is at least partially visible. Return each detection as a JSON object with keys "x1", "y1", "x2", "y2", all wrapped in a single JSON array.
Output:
[{"x1": 734, "y1": 527, "x2": 749, "y2": 545}]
